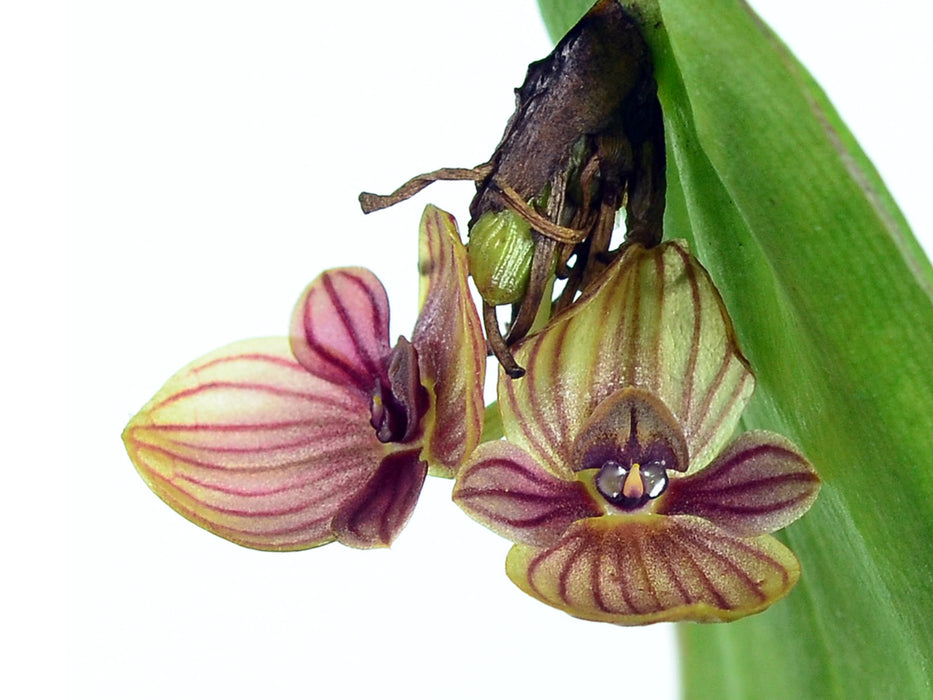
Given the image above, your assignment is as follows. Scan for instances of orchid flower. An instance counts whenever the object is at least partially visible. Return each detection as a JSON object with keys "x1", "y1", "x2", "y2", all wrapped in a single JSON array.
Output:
[
  {"x1": 123, "y1": 205, "x2": 485, "y2": 550},
  {"x1": 453, "y1": 240, "x2": 820, "y2": 624}
]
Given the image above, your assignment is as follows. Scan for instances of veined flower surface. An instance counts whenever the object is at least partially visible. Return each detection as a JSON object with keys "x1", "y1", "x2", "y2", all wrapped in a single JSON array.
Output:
[
  {"x1": 123, "y1": 205, "x2": 485, "y2": 551},
  {"x1": 453, "y1": 240, "x2": 820, "y2": 624}
]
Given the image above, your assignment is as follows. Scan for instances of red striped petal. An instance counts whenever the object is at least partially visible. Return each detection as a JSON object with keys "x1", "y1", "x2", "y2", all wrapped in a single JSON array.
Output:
[
  {"x1": 659, "y1": 431, "x2": 821, "y2": 535},
  {"x1": 453, "y1": 441, "x2": 603, "y2": 547},
  {"x1": 506, "y1": 513, "x2": 800, "y2": 625},
  {"x1": 289, "y1": 267, "x2": 391, "y2": 398},
  {"x1": 122, "y1": 338, "x2": 388, "y2": 551},
  {"x1": 332, "y1": 449, "x2": 427, "y2": 549},
  {"x1": 411, "y1": 205, "x2": 486, "y2": 476}
]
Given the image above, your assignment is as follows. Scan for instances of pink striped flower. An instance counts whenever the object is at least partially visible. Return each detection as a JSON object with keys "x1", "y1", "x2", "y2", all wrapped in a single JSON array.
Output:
[
  {"x1": 453, "y1": 240, "x2": 821, "y2": 624},
  {"x1": 123, "y1": 206, "x2": 485, "y2": 550}
]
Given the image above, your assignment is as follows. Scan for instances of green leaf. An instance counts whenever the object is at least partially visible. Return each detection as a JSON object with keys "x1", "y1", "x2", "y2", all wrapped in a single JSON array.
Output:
[
  {"x1": 480, "y1": 400, "x2": 505, "y2": 443},
  {"x1": 538, "y1": 1, "x2": 933, "y2": 697}
]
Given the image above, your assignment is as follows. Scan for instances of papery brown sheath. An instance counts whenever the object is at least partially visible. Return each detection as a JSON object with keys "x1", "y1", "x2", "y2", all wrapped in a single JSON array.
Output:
[{"x1": 359, "y1": 0, "x2": 665, "y2": 377}]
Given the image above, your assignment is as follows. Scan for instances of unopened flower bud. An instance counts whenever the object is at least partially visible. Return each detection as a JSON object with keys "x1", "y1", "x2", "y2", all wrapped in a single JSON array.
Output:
[{"x1": 468, "y1": 209, "x2": 534, "y2": 305}]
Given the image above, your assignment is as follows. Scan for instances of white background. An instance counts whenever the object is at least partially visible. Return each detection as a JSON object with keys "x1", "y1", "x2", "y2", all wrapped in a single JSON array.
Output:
[{"x1": 4, "y1": 1, "x2": 930, "y2": 698}]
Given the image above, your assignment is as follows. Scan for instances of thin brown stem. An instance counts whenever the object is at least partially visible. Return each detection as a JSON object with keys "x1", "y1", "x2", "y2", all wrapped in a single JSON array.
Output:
[
  {"x1": 359, "y1": 164, "x2": 493, "y2": 214},
  {"x1": 483, "y1": 302, "x2": 525, "y2": 379},
  {"x1": 506, "y1": 235, "x2": 556, "y2": 344}
]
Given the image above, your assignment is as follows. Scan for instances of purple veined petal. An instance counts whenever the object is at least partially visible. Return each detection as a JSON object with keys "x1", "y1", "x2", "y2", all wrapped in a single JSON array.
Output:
[
  {"x1": 658, "y1": 431, "x2": 821, "y2": 536},
  {"x1": 411, "y1": 205, "x2": 486, "y2": 477},
  {"x1": 332, "y1": 448, "x2": 428, "y2": 548},
  {"x1": 505, "y1": 513, "x2": 800, "y2": 625},
  {"x1": 452, "y1": 441, "x2": 603, "y2": 547},
  {"x1": 289, "y1": 267, "x2": 392, "y2": 397},
  {"x1": 646, "y1": 242, "x2": 755, "y2": 471},
  {"x1": 122, "y1": 338, "x2": 389, "y2": 551},
  {"x1": 499, "y1": 240, "x2": 754, "y2": 478}
]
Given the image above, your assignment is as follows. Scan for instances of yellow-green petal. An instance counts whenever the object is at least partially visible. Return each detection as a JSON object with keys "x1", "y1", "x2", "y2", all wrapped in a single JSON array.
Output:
[
  {"x1": 500, "y1": 240, "x2": 753, "y2": 479},
  {"x1": 413, "y1": 205, "x2": 486, "y2": 477}
]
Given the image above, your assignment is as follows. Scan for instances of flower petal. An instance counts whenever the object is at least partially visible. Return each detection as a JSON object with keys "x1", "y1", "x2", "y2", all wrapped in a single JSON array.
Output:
[
  {"x1": 289, "y1": 267, "x2": 391, "y2": 397},
  {"x1": 453, "y1": 441, "x2": 603, "y2": 547},
  {"x1": 506, "y1": 514, "x2": 800, "y2": 625},
  {"x1": 332, "y1": 448, "x2": 427, "y2": 548},
  {"x1": 122, "y1": 338, "x2": 388, "y2": 551},
  {"x1": 411, "y1": 205, "x2": 486, "y2": 476},
  {"x1": 500, "y1": 240, "x2": 753, "y2": 478},
  {"x1": 658, "y1": 431, "x2": 821, "y2": 535}
]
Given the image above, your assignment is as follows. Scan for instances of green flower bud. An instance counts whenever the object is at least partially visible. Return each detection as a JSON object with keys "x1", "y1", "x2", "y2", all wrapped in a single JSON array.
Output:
[{"x1": 468, "y1": 209, "x2": 534, "y2": 306}]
